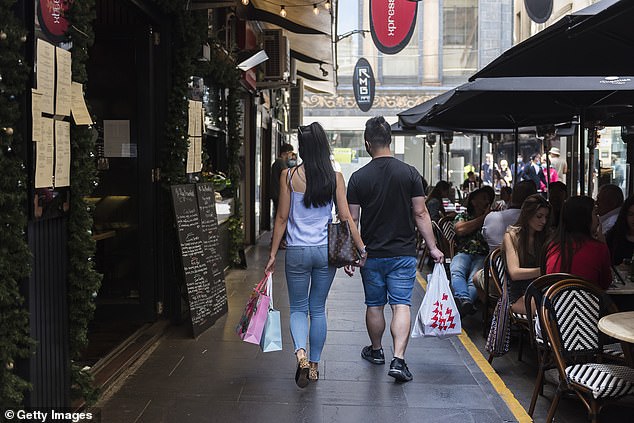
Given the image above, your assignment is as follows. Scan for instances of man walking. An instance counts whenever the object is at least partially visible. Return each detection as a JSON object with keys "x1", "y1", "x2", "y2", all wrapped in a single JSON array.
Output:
[
  {"x1": 270, "y1": 143, "x2": 294, "y2": 246},
  {"x1": 346, "y1": 117, "x2": 444, "y2": 382}
]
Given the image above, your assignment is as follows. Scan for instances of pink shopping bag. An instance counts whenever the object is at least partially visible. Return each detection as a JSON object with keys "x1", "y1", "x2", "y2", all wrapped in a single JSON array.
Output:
[{"x1": 236, "y1": 273, "x2": 272, "y2": 345}]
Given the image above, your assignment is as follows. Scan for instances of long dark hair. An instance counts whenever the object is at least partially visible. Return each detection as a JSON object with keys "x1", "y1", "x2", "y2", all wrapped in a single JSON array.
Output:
[
  {"x1": 512, "y1": 194, "x2": 551, "y2": 267},
  {"x1": 426, "y1": 180, "x2": 451, "y2": 210},
  {"x1": 297, "y1": 122, "x2": 336, "y2": 208},
  {"x1": 606, "y1": 195, "x2": 634, "y2": 261},
  {"x1": 545, "y1": 195, "x2": 594, "y2": 272}
]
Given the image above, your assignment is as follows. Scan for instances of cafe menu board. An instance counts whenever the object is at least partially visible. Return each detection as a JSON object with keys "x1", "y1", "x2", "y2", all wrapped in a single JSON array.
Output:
[{"x1": 171, "y1": 184, "x2": 228, "y2": 337}]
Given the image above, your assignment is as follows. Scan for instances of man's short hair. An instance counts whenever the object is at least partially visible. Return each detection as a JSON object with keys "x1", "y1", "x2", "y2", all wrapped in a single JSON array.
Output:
[
  {"x1": 467, "y1": 171, "x2": 474, "y2": 177},
  {"x1": 511, "y1": 180, "x2": 537, "y2": 206},
  {"x1": 280, "y1": 143, "x2": 294, "y2": 154},
  {"x1": 364, "y1": 116, "x2": 391, "y2": 147}
]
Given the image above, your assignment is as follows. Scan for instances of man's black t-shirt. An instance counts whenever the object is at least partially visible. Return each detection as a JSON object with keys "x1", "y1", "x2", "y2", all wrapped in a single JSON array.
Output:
[{"x1": 347, "y1": 156, "x2": 424, "y2": 258}]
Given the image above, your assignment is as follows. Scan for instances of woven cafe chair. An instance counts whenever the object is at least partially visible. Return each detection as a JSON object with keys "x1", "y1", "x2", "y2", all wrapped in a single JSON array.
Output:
[
  {"x1": 524, "y1": 273, "x2": 576, "y2": 416},
  {"x1": 540, "y1": 278, "x2": 634, "y2": 423},
  {"x1": 437, "y1": 216, "x2": 456, "y2": 258}
]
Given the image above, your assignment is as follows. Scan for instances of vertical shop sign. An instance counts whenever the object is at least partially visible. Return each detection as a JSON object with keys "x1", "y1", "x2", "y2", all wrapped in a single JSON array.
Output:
[
  {"x1": 353, "y1": 58, "x2": 375, "y2": 112},
  {"x1": 37, "y1": 0, "x2": 72, "y2": 43},
  {"x1": 369, "y1": 0, "x2": 418, "y2": 55}
]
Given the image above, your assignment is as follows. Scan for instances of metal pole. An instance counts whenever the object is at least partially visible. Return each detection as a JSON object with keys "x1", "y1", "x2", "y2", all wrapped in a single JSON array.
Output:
[
  {"x1": 588, "y1": 127, "x2": 596, "y2": 197},
  {"x1": 544, "y1": 135, "x2": 552, "y2": 200},
  {"x1": 479, "y1": 134, "x2": 484, "y2": 188},
  {"x1": 514, "y1": 127, "x2": 519, "y2": 185},
  {"x1": 446, "y1": 143, "x2": 450, "y2": 181},
  {"x1": 580, "y1": 115, "x2": 586, "y2": 195},
  {"x1": 439, "y1": 140, "x2": 444, "y2": 182}
]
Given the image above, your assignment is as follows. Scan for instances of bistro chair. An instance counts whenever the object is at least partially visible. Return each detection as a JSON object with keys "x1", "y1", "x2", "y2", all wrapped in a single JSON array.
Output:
[
  {"x1": 488, "y1": 248, "x2": 530, "y2": 363},
  {"x1": 540, "y1": 278, "x2": 634, "y2": 423},
  {"x1": 431, "y1": 221, "x2": 453, "y2": 277},
  {"x1": 524, "y1": 273, "x2": 577, "y2": 416},
  {"x1": 416, "y1": 230, "x2": 428, "y2": 271},
  {"x1": 437, "y1": 216, "x2": 456, "y2": 258}
]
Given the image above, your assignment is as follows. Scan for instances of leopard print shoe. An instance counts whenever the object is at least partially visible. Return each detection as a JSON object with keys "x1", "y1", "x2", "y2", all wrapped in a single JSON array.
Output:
[{"x1": 309, "y1": 363, "x2": 319, "y2": 381}]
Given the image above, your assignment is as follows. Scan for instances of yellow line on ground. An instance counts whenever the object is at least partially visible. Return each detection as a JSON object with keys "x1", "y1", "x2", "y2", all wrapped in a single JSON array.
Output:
[{"x1": 416, "y1": 272, "x2": 532, "y2": 423}]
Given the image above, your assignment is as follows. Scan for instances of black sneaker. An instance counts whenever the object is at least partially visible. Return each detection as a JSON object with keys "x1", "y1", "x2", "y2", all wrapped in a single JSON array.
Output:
[
  {"x1": 388, "y1": 358, "x2": 413, "y2": 382},
  {"x1": 458, "y1": 298, "x2": 475, "y2": 317},
  {"x1": 361, "y1": 345, "x2": 385, "y2": 364}
]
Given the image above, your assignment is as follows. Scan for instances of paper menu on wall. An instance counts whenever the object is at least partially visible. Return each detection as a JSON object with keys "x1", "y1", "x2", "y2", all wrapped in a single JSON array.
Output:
[
  {"x1": 55, "y1": 47, "x2": 72, "y2": 117},
  {"x1": 36, "y1": 39, "x2": 55, "y2": 115},
  {"x1": 188, "y1": 100, "x2": 202, "y2": 136},
  {"x1": 54, "y1": 120, "x2": 71, "y2": 187},
  {"x1": 186, "y1": 136, "x2": 196, "y2": 173},
  {"x1": 104, "y1": 120, "x2": 132, "y2": 157},
  {"x1": 32, "y1": 89, "x2": 43, "y2": 142},
  {"x1": 35, "y1": 117, "x2": 55, "y2": 188},
  {"x1": 70, "y1": 82, "x2": 93, "y2": 125}
]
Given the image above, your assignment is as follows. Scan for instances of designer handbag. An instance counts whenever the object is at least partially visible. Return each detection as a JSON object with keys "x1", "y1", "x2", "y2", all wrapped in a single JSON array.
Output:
[{"x1": 328, "y1": 219, "x2": 359, "y2": 267}]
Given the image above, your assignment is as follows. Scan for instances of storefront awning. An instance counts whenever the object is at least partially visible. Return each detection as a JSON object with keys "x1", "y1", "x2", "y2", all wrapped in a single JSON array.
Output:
[{"x1": 238, "y1": 1, "x2": 337, "y2": 94}]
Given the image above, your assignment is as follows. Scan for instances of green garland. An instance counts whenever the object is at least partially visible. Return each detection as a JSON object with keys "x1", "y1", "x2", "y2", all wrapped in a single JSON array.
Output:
[
  {"x1": 154, "y1": 0, "x2": 206, "y2": 185},
  {"x1": 196, "y1": 44, "x2": 245, "y2": 266},
  {"x1": 0, "y1": 1, "x2": 34, "y2": 407},
  {"x1": 66, "y1": 0, "x2": 102, "y2": 405}
]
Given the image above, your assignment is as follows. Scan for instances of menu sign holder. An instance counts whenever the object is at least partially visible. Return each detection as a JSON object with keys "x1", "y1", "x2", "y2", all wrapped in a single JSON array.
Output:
[{"x1": 171, "y1": 184, "x2": 228, "y2": 337}]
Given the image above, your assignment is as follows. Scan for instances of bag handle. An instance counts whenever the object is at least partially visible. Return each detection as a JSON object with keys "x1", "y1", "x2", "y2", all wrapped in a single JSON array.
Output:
[{"x1": 265, "y1": 272, "x2": 273, "y2": 307}]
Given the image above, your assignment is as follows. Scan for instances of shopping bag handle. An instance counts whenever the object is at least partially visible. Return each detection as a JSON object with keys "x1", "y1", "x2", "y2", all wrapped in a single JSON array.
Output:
[{"x1": 265, "y1": 272, "x2": 273, "y2": 307}]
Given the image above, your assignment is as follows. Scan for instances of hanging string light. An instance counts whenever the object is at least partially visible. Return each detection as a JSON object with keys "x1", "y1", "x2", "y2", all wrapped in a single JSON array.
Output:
[
  {"x1": 313, "y1": 4, "x2": 319, "y2": 15},
  {"x1": 241, "y1": 0, "x2": 249, "y2": 5},
  {"x1": 324, "y1": 0, "x2": 331, "y2": 10},
  {"x1": 280, "y1": 5, "x2": 286, "y2": 17}
]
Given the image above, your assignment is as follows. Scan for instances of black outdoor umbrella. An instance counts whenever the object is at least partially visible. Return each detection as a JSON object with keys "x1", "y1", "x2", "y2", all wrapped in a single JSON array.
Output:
[
  {"x1": 397, "y1": 90, "x2": 456, "y2": 128},
  {"x1": 472, "y1": 0, "x2": 633, "y2": 79},
  {"x1": 423, "y1": 76, "x2": 634, "y2": 130}
]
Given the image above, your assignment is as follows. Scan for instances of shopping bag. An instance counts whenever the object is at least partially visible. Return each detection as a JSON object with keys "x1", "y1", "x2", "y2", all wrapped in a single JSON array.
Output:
[
  {"x1": 485, "y1": 269, "x2": 511, "y2": 357},
  {"x1": 236, "y1": 273, "x2": 271, "y2": 345},
  {"x1": 260, "y1": 273, "x2": 282, "y2": 352},
  {"x1": 412, "y1": 263, "x2": 462, "y2": 338}
]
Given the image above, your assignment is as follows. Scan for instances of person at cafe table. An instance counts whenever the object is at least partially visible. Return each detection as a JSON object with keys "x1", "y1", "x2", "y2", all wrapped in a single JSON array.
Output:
[
  {"x1": 606, "y1": 195, "x2": 634, "y2": 265},
  {"x1": 544, "y1": 196, "x2": 611, "y2": 290}
]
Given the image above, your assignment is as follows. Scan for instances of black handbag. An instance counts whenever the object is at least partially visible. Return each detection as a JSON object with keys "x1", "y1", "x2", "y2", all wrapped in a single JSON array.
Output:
[{"x1": 328, "y1": 220, "x2": 359, "y2": 267}]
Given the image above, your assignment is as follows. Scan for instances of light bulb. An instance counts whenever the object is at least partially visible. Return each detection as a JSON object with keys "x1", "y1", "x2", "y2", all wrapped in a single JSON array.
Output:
[
  {"x1": 313, "y1": 4, "x2": 319, "y2": 15},
  {"x1": 241, "y1": 0, "x2": 249, "y2": 5},
  {"x1": 325, "y1": 0, "x2": 331, "y2": 10},
  {"x1": 280, "y1": 6, "x2": 286, "y2": 17}
]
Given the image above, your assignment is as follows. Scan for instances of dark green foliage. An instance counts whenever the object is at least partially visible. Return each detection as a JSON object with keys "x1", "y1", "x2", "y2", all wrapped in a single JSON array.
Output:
[{"x1": 0, "y1": 0, "x2": 35, "y2": 407}]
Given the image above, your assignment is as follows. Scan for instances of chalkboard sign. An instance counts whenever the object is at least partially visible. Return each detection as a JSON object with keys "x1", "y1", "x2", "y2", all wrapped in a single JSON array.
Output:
[{"x1": 171, "y1": 183, "x2": 228, "y2": 337}]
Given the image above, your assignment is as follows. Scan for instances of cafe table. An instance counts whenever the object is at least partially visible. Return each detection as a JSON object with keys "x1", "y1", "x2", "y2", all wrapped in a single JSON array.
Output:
[
  {"x1": 598, "y1": 311, "x2": 634, "y2": 344},
  {"x1": 607, "y1": 265, "x2": 634, "y2": 295}
]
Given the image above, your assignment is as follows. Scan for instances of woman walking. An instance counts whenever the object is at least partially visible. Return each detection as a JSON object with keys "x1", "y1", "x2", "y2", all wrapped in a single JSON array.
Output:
[{"x1": 265, "y1": 122, "x2": 366, "y2": 388}]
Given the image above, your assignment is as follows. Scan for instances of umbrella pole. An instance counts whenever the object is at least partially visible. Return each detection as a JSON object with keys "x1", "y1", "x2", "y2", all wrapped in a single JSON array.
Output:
[
  {"x1": 580, "y1": 115, "x2": 586, "y2": 195},
  {"x1": 587, "y1": 126, "x2": 597, "y2": 198},
  {"x1": 439, "y1": 140, "x2": 444, "y2": 182},
  {"x1": 479, "y1": 134, "x2": 484, "y2": 188},
  {"x1": 446, "y1": 143, "x2": 450, "y2": 181},
  {"x1": 544, "y1": 135, "x2": 552, "y2": 200},
  {"x1": 514, "y1": 127, "x2": 519, "y2": 185}
]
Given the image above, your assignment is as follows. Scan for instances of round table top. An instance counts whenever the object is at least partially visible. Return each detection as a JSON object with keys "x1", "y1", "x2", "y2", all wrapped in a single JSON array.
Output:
[{"x1": 598, "y1": 311, "x2": 634, "y2": 343}]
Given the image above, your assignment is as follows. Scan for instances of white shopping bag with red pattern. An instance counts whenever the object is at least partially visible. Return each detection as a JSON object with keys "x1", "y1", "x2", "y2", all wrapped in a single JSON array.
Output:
[{"x1": 412, "y1": 263, "x2": 462, "y2": 338}]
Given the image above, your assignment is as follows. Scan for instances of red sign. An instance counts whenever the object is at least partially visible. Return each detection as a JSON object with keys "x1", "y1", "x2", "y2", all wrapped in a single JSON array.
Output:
[
  {"x1": 369, "y1": 0, "x2": 418, "y2": 55},
  {"x1": 37, "y1": 0, "x2": 72, "y2": 43}
]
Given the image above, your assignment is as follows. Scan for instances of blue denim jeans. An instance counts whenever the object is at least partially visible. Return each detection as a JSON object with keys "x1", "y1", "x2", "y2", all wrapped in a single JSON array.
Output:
[
  {"x1": 450, "y1": 252, "x2": 486, "y2": 303},
  {"x1": 360, "y1": 256, "x2": 417, "y2": 306},
  {"x1": 285, "y1": 245, "x2": 336, "y2": 362}
]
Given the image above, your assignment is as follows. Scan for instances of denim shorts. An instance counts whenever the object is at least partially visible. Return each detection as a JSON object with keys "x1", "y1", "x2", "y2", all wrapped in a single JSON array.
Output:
[{"x1": 360, "y1": 256, "x2": 417, "y2": 306}]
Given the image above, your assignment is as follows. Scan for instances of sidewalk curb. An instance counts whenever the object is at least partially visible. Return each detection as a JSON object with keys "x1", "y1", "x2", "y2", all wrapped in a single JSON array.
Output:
[{"x1": 416, "y1": 272, "x2": 532, "y2": 423}]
